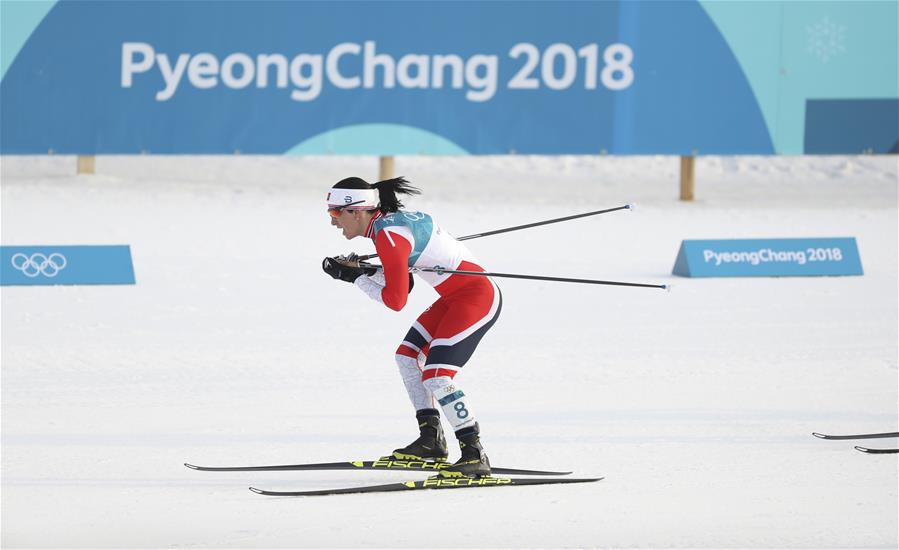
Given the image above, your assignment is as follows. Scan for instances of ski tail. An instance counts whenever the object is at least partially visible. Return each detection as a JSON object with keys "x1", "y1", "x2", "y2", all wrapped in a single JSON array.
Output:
[{"x1": 184, "y1": 461, "x2": 365, "y2": 472}]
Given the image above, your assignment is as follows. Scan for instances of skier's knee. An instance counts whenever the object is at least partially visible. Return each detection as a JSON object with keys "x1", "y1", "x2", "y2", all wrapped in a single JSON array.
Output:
[
  {"x1": 422, "y1": 375, "x2": 453, "y2": 395},
  {"x1": 395, "y1": 352, "x2": 419, "y2": 371}
]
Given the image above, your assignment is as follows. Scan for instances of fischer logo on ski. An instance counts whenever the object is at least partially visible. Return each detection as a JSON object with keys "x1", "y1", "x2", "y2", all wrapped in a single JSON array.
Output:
[
  {"x1": 421, "y1": 476, "x2": 513, "y2": 488},
  {"x1": 369, "y1": 457, "x2": 446, "y2": 470}
]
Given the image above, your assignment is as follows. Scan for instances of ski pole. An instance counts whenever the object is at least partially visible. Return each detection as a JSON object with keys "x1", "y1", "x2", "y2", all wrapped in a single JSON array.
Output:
[
  {"x1": 358, "y1": 204, "x2": 633, "y2": 261},
  {"x1": 408, "y1": 266, "x2": 669, "y2": 290},
  {"x1": 454, "y1": 203, "x2": 633, "y2": 242},
  {"x1": 350, "y1": 258, "x2": 667, "y2": 290}
]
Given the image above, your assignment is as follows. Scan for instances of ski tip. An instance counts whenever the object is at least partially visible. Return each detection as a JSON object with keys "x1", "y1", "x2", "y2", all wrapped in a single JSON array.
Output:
[
  {"x1": 560, "y1": 477, "x2": 603, "y2": 483},
  {"x1": 854, "y1": 447, "x2": 899, "y2": 454},
  {"x1": 184, "y1": 463, "x2": 199, "y2": 469},
  {"x1": 662, "y1": 284, "x2": 672, "y2": 292},
  {"x1": 249, "y1": 487, "x2": 264, "y2": 494},
  {"x1": 812, "y1": 432, "x2": 827, "y2": 439},
  {"x1": 626, "y1": 202, "x2": 636, "y2": 211},
  {"x1": 565, "y1": 477, "x2": 604, "y2": 484}
]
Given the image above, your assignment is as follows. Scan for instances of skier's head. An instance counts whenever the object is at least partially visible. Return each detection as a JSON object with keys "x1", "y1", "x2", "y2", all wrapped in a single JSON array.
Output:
[{"x1": 326, "y1": 176, "x2": 420, "y2": 239}]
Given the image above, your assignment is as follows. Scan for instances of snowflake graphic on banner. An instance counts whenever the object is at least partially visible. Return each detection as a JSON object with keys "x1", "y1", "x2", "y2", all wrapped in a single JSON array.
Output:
[{"x1": 806, "y1": 16, "x2": 846, "y2": 63}]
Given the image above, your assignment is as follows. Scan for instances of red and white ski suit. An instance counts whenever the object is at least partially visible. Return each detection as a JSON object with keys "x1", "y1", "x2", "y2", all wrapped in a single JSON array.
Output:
[{"x1": 353, "y1": 210, "x2": 501, "y2": 430}]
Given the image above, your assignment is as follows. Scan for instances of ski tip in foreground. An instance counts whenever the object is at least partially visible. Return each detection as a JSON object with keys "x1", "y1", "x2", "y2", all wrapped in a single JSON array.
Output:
[
  {"x1": 854, "y1": 446, "x2": 899, "y2": 454},
  {"x1": 812, "y1": 432, "x2": 827, "y2": 439},
  {"x1": 248, "y1": 476, "x2": 603, "y2": 497},
  {"x1": 626, "y1": 202, "x2": 636, "y2": 211},
  {"x1": 184, "y1": 463, "x2": 200, "y2": 469}
]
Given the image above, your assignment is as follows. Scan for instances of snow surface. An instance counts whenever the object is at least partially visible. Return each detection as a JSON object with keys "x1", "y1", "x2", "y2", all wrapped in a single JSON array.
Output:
[{"x1": 1, "y1": 154, "x2": 897, "y2": 549}]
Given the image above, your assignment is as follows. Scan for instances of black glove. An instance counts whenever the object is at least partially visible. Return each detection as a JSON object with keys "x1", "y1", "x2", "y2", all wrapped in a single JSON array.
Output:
[{"x1": 322, "y1": 255, "x2": 376, "y2": 283}]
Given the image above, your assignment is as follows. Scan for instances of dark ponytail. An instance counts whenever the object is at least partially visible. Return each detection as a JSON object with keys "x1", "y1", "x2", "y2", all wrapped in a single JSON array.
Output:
[
  {"x1": 371, "y1": 177, "x2": 421, "y2": 213},
  {"x1": 332, "y1": 176, "x2": 421, "y2": 213}
]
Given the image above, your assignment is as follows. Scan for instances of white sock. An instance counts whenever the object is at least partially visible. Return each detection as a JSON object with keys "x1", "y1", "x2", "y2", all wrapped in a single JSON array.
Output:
[{"x1": 395, "y1": 354, "x2": 434, "y2": 411}]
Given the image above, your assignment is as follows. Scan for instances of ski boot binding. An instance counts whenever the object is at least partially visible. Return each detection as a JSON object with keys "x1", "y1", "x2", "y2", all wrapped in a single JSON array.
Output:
[
  {"x1": 391, "y1": 408, "x2": 448, "y2": 463},
  {"x1": 440, "y1": 423, "x2": 491, "y2": 478}
]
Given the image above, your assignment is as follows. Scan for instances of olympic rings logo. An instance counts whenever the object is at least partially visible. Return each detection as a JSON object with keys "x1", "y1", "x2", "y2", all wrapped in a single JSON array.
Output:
[{"x1": 10, "y1": 252, "x2": 68, "y2": 278}]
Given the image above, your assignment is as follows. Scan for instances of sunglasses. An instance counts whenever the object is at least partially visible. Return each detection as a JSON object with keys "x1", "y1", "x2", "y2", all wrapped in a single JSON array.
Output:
[{"x1": 328, "y1": 200, "x2": 366, "y2": 218}]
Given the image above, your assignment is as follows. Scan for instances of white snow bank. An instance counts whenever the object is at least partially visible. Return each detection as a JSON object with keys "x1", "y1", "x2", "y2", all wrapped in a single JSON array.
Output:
[{"x1": 1, "y1": 154, "x2": 896, "y2": 548}]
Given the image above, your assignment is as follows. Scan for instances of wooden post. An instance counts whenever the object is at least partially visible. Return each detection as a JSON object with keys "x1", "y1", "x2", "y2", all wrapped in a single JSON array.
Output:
[
  {"x1": 379, "y1": 156, "x2": 394, "y2": 180},
  {"x1": 77, "y1": 155, "x2": 96, "y2": 174},
  {"x1": 679, "y1": 155, "x2": 695, "y2": 201}
]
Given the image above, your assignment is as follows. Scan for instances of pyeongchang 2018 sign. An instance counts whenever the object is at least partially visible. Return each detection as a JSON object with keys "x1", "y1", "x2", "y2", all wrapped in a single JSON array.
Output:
[
  {"x1": 672, "y1": 238, "x2": 864, "y2": 278},
  {"x1": 121, "y1": 41, "x2": 633, "y2": 103},
  {"x1": 1, "y1": 1, "x2": 896, "y2": 155},
  {"x1": 0, "y1": 1, "x2": 774, "y2": 155}
]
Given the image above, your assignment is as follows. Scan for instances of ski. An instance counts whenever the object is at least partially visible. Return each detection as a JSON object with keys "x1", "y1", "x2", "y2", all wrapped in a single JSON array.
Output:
[
  {"x1": 249, "y1": 475, "x2": 603, "y2": 497},
  {"x1": 184, "y1": 457, "x2": 571, "y2": 476},
  {"x1": 854, "y1": 446, "x2": 899, "y2": 454},
  {"x1": 812, "y1": 431, "x2": 899, "y2": 440}
]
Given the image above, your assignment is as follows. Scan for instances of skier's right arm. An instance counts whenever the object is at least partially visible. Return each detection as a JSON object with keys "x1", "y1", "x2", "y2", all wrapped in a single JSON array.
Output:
[{"x1": 354, "y1": 230, "x2": 412, "y2": 311}]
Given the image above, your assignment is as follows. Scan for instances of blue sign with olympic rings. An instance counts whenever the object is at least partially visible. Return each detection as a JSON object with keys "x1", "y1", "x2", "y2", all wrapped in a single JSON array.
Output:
[{"x1": 0, "y1": 245, "x2": 135, "y2": 286}]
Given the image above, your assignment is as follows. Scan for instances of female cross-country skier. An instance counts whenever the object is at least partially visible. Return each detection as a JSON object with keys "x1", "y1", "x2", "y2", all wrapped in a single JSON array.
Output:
[{"x1": 322, "y1": 176, "x2": 501, "y2": 478}]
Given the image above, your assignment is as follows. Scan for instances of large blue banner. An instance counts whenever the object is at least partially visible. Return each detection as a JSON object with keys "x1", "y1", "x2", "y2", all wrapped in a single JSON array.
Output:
[{"x1": 1, "y1": 1, "x2": 895, "y2": 155}]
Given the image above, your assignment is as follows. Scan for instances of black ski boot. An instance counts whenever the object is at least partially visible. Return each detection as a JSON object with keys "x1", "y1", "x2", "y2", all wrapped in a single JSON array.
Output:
[
  {"x1": 440, "y1": 423, "x2": 491, "y2": 478},
  {"x1": 391, "y1": 409, "x2": 448, "y2": 463}
]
